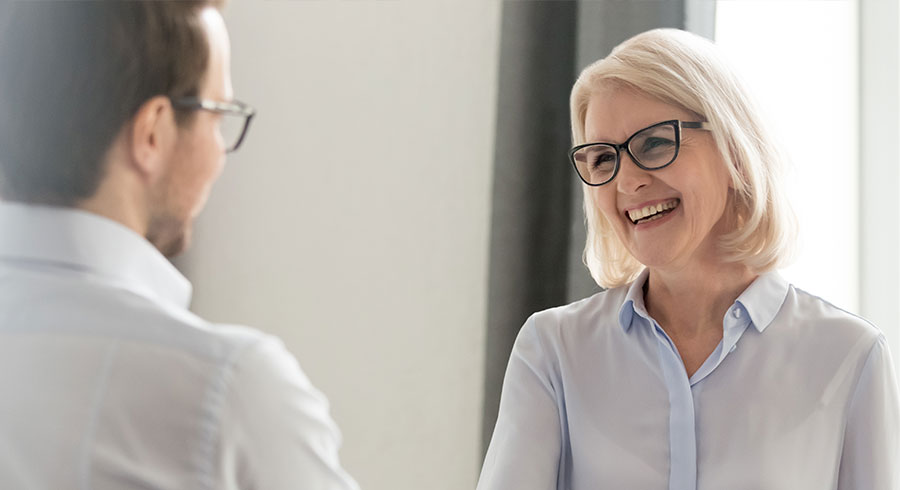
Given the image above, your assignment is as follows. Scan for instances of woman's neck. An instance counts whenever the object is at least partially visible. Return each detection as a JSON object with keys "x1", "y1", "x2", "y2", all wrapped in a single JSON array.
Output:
[{"x1": 644, "y1": 258, "x2": 757, "y2": 339}]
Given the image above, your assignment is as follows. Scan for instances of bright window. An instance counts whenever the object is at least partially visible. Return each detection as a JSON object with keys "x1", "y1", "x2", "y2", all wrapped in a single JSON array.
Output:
[{"x1": 716, "y1": 0, "x2": 859, "y2": 313}]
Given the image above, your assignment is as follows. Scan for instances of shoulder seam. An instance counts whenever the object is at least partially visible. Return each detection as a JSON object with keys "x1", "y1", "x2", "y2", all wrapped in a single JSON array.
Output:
[
  {"x1": 839, "y1": 334, "x2": 887, "y2": 442},
  {"x1": 78, "y1": 340, "x2": 121, "y2": 490},
  {"x1": 791, "y1": 285, "x2": 880, "y2": 332},
  {"x1": 191, "y1": 332, "x2": 270, "y2": 490}
]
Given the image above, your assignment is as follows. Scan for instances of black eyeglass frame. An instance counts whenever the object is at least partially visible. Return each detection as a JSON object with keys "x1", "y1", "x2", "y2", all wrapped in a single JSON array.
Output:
[
  {"x1": 568, "y1": 119, "x2": 711, "y2": 186},
  {"x1": 170, "y1": 96, "x2": 256, "y2": 153}
]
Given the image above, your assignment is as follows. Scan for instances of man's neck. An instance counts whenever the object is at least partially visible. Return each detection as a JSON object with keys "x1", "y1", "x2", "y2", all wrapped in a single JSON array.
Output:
[{"x1": 76, "y1": 162, "x2": 150, "y2": 238}]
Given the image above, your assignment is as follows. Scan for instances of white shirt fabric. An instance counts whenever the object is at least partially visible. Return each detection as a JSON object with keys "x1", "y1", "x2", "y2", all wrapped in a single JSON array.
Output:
[
  {"x1": 478, "y1": 268, "x2": 900, "y2": 490},
  {"x1": 0, "y1": 203, "x2": 359, "y2": 490}
]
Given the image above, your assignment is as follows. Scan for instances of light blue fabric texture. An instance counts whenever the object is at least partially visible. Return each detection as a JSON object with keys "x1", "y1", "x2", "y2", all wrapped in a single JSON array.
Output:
[{"x1": 479, "y1": 268, "x2": 900, "y2": 490}]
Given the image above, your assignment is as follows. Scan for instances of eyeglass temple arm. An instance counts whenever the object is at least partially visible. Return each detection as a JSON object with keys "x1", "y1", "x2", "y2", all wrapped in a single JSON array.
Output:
[{"x1": 681, "y1": 121, "x2": 712, "y2": 130}]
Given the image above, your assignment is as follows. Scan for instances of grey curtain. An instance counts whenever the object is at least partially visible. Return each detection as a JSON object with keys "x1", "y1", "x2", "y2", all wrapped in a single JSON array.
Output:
[{"x1": 482, "y1": 0, "x2": 716, "y2": 456}]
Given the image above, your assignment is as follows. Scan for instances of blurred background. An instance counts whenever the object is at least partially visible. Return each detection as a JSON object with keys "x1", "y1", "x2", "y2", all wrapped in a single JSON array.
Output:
[{"x1": 176, "y1": 1, "x2": 900, "y2": 489}]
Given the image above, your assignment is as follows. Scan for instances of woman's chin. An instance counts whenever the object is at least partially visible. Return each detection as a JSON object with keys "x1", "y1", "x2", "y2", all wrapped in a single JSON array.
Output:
[
  {"x1": 632, "y1": 254, "x2": 676, "y2": 270},
  {"x1": 625, "y1": 239, "x2": 683, "y2": 269}
]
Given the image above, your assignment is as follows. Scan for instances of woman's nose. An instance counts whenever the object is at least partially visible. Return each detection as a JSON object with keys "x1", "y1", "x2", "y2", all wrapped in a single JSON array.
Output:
[{"x1": 615, "y1": 152, "x2": 653, "y2": 194}]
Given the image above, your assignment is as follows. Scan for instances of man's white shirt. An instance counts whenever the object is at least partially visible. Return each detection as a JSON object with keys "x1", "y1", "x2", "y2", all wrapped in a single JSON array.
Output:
[{"x1": 0, "y1": 203, "x2": 359, "y2": 490}]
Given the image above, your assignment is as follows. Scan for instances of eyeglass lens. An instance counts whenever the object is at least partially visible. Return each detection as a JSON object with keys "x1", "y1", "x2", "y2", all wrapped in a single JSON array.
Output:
[
  {"x1": 217, "y1": 113, "x2": 249, "y2": 152},
  {"x1": 572, "y1": 122, "x2": 678, "y2": 185}
]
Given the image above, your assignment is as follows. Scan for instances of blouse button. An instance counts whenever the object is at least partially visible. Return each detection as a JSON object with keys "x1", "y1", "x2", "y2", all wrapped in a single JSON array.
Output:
[{"x1": 733, "y1": 307, "x2": 743, "y2": 319}]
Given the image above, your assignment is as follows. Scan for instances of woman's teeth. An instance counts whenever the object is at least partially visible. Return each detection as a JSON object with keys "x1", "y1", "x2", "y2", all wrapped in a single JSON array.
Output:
[{"x1": 628, "y1": 199, "x2": 679, "y2": 224}]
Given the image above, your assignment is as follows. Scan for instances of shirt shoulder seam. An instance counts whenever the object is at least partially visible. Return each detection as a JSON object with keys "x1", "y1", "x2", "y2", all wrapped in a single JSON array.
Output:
[
  {"x1": 790, "y1": 285, "x2": 880, "y2": 333},
  {"x1": 78, "y1": 340, "x2": 121, "y2": 490},
  {"x1": 191, "y1": 330, "x2": 271, "y2": 490}
]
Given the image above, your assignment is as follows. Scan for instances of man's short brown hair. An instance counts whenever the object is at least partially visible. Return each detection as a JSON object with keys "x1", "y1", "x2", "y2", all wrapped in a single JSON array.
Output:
[{"x1": 0, "y1": 0, "x2": 225, "y2": 206}]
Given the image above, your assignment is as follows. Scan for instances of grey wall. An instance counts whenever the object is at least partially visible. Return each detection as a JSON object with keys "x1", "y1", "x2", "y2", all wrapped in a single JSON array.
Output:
[{"x1": 178, "y1": 2, "x2": 501, "y2": 489}]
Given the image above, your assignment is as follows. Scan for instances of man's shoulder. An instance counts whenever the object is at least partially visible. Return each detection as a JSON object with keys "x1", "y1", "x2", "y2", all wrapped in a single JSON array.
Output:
[
  {"x1": 0, "y1": 266, "x2": 273, "y2": 367},
  {"x1": 94, "y1": 290, "x2": 275, "y2": 367}
]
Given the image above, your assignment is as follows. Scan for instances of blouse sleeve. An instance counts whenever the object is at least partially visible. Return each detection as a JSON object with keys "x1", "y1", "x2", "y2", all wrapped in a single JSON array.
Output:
[
  {"x1": 837, "y1": 334, "x2": 900, "y2": 490},
  {"x1": 477, "y1": 316, "x2": 563, "y2": 490}
]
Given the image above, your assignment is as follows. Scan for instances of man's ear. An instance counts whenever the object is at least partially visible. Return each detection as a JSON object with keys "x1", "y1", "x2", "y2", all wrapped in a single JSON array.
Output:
[{"x1": 128, "y1": 95, "x2": 178, "y2": 180}]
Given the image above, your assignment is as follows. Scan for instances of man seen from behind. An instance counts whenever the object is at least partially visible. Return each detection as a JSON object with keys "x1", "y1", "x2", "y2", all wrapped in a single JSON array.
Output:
[{"x1": 0, "y1": 2, "x2": 359, "y2": 489}]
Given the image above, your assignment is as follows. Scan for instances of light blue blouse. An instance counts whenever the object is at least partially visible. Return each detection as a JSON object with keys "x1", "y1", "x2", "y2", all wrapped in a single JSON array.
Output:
[{"x1": 478, "y1": 269, "x2": 899, "y2": 490}]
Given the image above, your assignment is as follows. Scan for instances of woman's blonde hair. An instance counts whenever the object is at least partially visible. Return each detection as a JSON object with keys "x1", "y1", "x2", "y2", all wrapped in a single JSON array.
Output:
[{"x1": 571, "y1": 28, "x2": 797, "y2": 288}]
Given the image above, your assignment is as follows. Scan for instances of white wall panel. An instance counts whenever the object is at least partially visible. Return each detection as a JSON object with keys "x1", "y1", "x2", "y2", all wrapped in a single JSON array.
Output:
[{"x1": 179, "y1": 2, "x2": 501, "y2": 489}]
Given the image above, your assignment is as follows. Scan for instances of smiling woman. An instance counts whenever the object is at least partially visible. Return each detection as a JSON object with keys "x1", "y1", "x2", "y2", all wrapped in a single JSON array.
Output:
[
  {"x1": 477, "y1": 28, "x2": 900, "y2": 490},
  {"x1": 583, "y1": 86, "x2": 737, "y2": 282}
]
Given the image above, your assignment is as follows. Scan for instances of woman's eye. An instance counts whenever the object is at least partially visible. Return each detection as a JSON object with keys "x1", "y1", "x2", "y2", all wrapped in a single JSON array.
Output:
[
  {"x1": 591, "y1": 153, "x2": 615, "y2": 169},
  {"x1": 640, "y1": 137, "x2": 675, "y2": 153}
]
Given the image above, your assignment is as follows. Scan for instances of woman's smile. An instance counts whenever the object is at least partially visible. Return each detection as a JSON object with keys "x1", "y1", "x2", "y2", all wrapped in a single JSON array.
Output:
[
  {"x1": 625, "y1": 198, "x2": 681, "y2": 226},
  {"x1": 584, "y1": 86, "x2": 731, "y2": 271}
]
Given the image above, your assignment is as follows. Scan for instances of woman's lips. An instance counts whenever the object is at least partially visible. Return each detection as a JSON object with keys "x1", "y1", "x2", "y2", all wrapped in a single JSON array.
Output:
[{"x1": 626, "y1": 198, "x2": 681, "y2": 224}]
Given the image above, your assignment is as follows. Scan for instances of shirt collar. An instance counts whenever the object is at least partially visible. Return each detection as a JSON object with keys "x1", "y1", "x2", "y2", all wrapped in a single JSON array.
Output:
[
  {"x1": 0, "y1": 202, "x2": 192, "y2": 308},
  {"x1": 617, "y1": 268, "x2": 789, "y2": 333},
  {"x1": 733, "y1": 270, "x2": 789, "y2": 333},
  {"x1": 618, "y1": 268, "x2": 651, "y2": 332}
]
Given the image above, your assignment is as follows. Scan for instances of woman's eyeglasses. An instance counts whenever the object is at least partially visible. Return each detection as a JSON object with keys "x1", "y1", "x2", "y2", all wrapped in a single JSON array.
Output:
[{"x1": 569, "y1": 119, "x2": 711, "y2": 186}]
